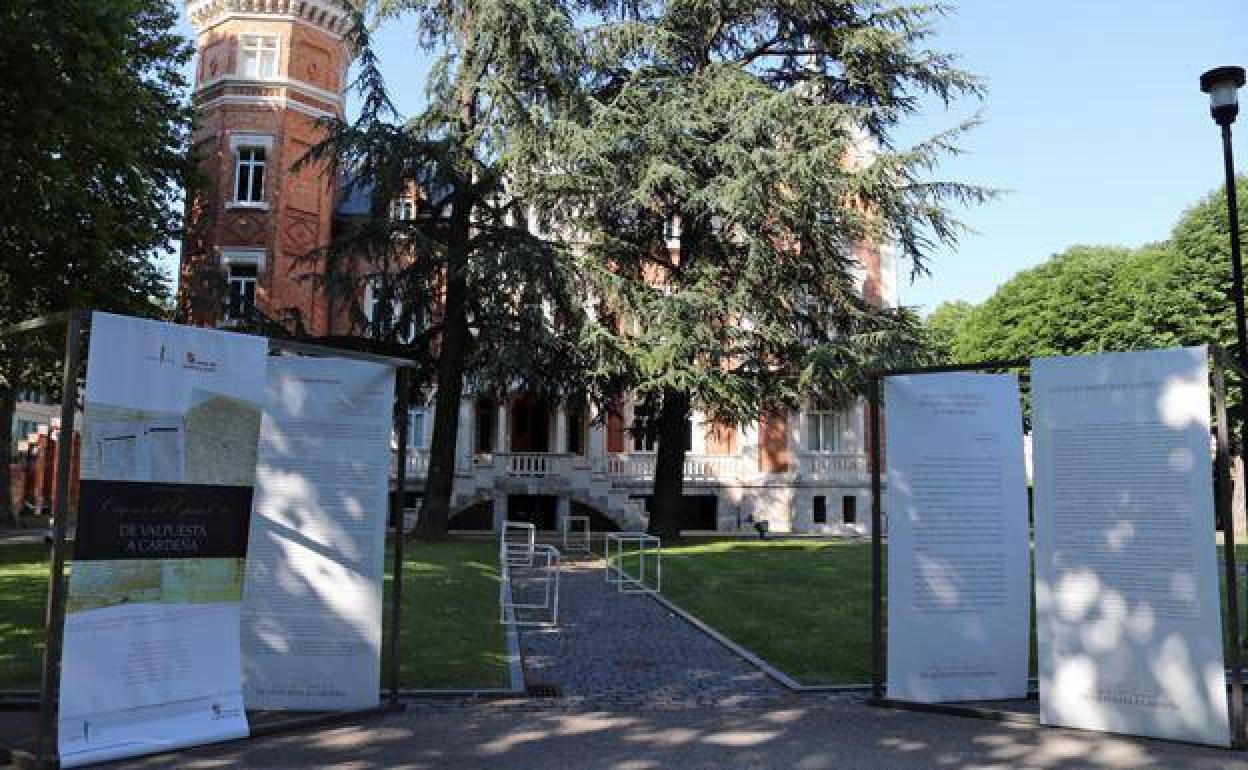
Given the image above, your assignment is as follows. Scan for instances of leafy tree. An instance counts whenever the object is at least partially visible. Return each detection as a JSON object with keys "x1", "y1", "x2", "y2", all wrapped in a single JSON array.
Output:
[
  {"x1": 953, "y1": 177, "x2": 1248, "y2": 440},
  {"x1": 0, "y1": 0, "x2": 191, "y2": 521},
  {"x1": 954, "y1": 245, "x2": 1133, "y2": 363},
  {"x1": 304, "y1": 1, "x2": 592, "y2": 536},
  {"x1": 924, "y1": 300, "x2": 973, "y2": 363},
  {"x1": 553, "y1": 0, "x2": 989, "y2": 539},
  {"x1": 1116, "y1": 179, "x2": 1247, "y2": 439}
]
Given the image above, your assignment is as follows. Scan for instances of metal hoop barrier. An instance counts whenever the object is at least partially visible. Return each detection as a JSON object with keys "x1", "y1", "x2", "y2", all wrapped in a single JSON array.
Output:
[
  {"x1": 501, "y1": 521, "x2": 537, "y2": 567},
  {"x1": 499, "y1": 541, "x2": 560, "y2": 628},
  {"x1": 561, "y1": 514, "x2": 591, "y2": 554},
  {"x1": 604, "y1": 532, "x2": 662, "y2": 594}
]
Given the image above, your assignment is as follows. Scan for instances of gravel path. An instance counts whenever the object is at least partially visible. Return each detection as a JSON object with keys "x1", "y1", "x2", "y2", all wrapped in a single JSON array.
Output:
[{"x1": 513, "y1": 556, "x2": 790, "y2": 708}]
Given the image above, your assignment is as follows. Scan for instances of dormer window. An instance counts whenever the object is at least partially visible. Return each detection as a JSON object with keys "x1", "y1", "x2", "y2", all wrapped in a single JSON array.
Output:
[
  {"x1": 240, "y1": 35, "x2": 280, "y2": 79},
  {"x1": 391, "y1": 195, "x2": 416, "y2": 221}
]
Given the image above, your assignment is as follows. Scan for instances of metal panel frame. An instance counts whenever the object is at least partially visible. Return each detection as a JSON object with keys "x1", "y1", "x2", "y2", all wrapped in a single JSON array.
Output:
[
  {"x1": 0, "y1": 311, "x2": 418, "y2": 767},
  {"x1": 866, "y1": 352, "x2": 1246, "y2": 749}
]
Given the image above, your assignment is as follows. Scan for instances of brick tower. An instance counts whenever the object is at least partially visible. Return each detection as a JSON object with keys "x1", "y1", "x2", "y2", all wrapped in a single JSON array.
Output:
[{"x1": 180, "y1": 1, "x2": 350, "y2": 335}]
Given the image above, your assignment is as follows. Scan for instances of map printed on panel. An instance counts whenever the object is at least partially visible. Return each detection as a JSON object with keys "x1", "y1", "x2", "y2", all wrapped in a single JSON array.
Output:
[{"x1": 58, "y1": 312, "x2": 264, "y2": 768}]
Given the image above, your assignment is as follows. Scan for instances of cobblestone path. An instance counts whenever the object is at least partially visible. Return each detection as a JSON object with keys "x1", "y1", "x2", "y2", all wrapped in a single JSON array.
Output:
[{"x1": 514, "y1": 556, "x2": 789, "y2": 708}]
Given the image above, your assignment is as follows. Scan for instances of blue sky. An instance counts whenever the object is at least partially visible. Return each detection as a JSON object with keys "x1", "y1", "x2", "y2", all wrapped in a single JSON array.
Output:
[{"x1": 176, "y1": 1, "x2": 1248, "y2": 315}]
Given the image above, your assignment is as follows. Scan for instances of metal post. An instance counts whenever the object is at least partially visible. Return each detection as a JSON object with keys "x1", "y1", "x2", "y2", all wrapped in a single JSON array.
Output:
[
  {"x1": 38, "y1": 312, "x2": 83, "y2": 760},
  {"x1": 1220, "y1": 126, "x2": 1247, "y2": 420},
  {"x1": 1215, "y1": 349, "x2": 1246, "y2": 747},
  {"x1": 388, "y1": 368, "x2": 410, "y2": 704},
  {"x1": 868, "y1": 375, "x2": 884, "y2": 700}
]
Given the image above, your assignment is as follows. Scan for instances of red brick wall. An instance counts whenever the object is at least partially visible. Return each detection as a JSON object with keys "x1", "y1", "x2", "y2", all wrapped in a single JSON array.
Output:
[{"x1": 179, "y1": 14, "x2": 348, "y2": 336}]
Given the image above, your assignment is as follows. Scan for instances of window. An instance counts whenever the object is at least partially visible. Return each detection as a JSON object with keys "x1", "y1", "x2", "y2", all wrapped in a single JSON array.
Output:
[
  {"x1": 813, "y1": 496, "x2": 827, "y2": 524},
  {"x1": 391, "y1": 195, "x2": 416, "y2": 221},
  {"x1": 234, "y1": 146, "x2": 266, "y2": 203},
  {"x1": 663, "y1": 216, "x2": 681, "y2": 244},
  {"x1": 365, "y1": 278, "x2": 418, "y2": 343},
  {"x1": 225, "y1": 263, "x2": 257, "y2": 320},
  {"x1": 406, "y1": 408, "x2": 424, "y2": 448},
  {"x1": 240, "y1": 35, "x2": 280, "y2": 79},
  {"x1": 806, "y1": 410, "x2": 844, "y2": 452},
  {"x1": 475, "y1": 400, "x2": 496, "y2": 453},
  {"x1": 631, "y1": 406, "x2": 692, "y2": 452},
  {"x1": 566, "y1": 403, "x2": 587, "y2": 456},
  {"x1": 842, "y1": 496, "x2": 857, "y2": 525}
]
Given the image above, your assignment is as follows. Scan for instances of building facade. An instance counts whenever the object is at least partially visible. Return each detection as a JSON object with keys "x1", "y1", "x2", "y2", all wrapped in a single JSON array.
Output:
[{"x1": 181, "y1": 1, "x2": 893, "y2": 535}]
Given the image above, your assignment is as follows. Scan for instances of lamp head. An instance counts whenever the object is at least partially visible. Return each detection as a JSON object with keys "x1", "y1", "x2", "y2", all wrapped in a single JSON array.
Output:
[{"x1": 1201, "y1": 66, "x2": 1245, "y2": 126}]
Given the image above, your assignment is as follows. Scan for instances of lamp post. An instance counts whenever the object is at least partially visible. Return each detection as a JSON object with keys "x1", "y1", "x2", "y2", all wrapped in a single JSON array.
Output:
[
  {"x1": 1203, "y1": 65, "x2": 1248, "y2": 744},
  {"x1": 1202, "y1": 65, "x2": 1247, "y2": 475}
]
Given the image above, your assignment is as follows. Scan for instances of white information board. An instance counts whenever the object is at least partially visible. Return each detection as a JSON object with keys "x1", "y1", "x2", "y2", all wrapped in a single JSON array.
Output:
[
  {"x1": 60, "y1": 313, "x2": 260, "y2": 767},
  {"x1": 1033, "y1": 347, "x2": 1230, "y2": 747},
  {"x1": 885, "y1": 373, "x2": 1031, "y2": 702},
  {"x1": 241, "y1": 356, "x2": 395, "y2": 710}
]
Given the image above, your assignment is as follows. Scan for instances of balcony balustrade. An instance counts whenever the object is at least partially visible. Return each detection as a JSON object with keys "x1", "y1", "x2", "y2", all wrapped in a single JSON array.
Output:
[{"x1": 394, "y1": 448, "x2": 870, "y2": 483}]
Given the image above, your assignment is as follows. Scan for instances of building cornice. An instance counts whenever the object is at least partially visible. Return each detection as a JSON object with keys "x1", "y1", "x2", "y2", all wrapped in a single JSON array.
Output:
[
  {"x1": 196, "y1": 74, "x2": 344, "y2": 107},
  {"x1": 196, "y1": 93, "x2": 339, "y2": 121},
  {"x1": 186, "y1": 0, "x2": 351, "y2": 37}
]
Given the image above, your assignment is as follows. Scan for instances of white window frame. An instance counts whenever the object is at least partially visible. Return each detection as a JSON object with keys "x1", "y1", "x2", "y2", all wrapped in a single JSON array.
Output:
[
  {"x1": 233, "y1": 146, "x2": 267, "y2": 204},
  {"x1": 226, "y1": 135, "x2": 273, "y2": 208},
  {"x1": 365, "y1": 278, "x2": 419, "y2": 343},
  {"x1": 391, "y1": 195, "x2": 416, "y2": 221},
  {"x1": 805, "y1": 410, "x2": 844, "y2": 453},
  {"x1": 239, "y1": 34, "x2": 281, "y2": 80},
  {"x1": 221, "y1": 250, "x2": 265, "y2": 323},
  {"x1": 407, "y1": 407, "x2": 425, "y2": 448},
  {"x1": 224, "y1": 265, "x2": 257, "y2": 321},
  {"x1": 663, "y1": 215, "x2": 681, "y2": 248}
]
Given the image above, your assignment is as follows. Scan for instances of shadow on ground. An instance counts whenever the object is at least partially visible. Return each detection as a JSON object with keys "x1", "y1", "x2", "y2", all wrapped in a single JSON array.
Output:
[{"x1": 5, "y1": 699, "x2": 1244, "y2": 770}]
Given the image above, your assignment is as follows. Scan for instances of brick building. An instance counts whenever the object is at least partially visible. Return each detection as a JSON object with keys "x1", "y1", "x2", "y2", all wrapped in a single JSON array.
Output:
[
  {"x1": 179, "y1": 0, "x2": 895, "y2": 534},
  {"x1": 181, "y1": 0, "x2": 350, "y2": 334}
]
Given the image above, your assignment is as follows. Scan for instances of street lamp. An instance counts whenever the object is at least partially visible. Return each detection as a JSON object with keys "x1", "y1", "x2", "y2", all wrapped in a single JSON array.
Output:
[
  {"x1": 1203, "y1": 67, "x2": 1248, "y2": 744},
  {"x1": 1201, "y1": 65, "x2": 1246, "y2": 451}
]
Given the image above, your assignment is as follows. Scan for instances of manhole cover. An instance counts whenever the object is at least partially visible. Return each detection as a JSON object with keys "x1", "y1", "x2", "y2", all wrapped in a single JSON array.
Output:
[{"x1": 526, "y1": 683, "x2": 561, "y2": 698}]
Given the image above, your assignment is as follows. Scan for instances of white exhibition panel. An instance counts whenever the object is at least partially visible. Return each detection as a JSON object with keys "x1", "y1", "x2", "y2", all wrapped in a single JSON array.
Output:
[
  {"x1": 241, "y1": 356, "x2": 396, "y2": 710},
  {"x1": 60, "y1": 313, "x2": 261, "y2": 767},
  {"x1": 1032, "y1": 347, "x2": 1230, "y2": 747},
  {"x1": 83, "y1": 311, "x2": 267, "y2": 414},
  {"x1": 885, "y1": 373, "x2": 1031, "y2": 702}
]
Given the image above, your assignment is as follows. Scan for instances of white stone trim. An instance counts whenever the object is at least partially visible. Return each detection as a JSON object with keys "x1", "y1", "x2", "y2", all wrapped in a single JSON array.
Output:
[
  {"x1": 197, "y1": 93, "x2": 339, "y2": 121},
  {"x1": 220, "y1": 247, "x2": 267, "y2": 271},
  {"x1": 186, "y1": 0, "x2": 350, "y2": 36},
  {"x1": 196, "y1": 74, "x2": 344, "y2": 107},
  {"x1": 227, "y1": 132, "x2": 275, "y2": 151}
]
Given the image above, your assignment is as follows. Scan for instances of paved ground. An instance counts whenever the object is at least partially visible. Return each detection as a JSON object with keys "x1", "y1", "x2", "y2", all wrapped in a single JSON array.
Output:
[
  {"x1": 513, "y1": 556, "x2": 787, "y2": 708},
  {"x1": 10, "y1": 551, "x2": 1248, "y2": 767},
  {"x1": 47, "y1": 699, "x2": 1248, "y2": 769}
]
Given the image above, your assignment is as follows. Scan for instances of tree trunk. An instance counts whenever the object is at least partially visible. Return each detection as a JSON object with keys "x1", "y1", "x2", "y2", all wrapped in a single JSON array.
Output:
[
  {"x1": 648, "y1": 387, "x2": 690, "y2": 541},
  {"x1": 416, "y1": 20, "x2": 478, "y2": 539},
  {"x1": 417, "y1": 279, "x2": 469, "y2": 538},
  {"x1": 0, "y1": 387, "x2": 14, "y2": 526}
]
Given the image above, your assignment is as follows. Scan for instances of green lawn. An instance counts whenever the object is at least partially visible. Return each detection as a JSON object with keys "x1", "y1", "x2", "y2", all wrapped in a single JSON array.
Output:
[
  {"x1": 655, "y1": 538, "x2": 875, "y2": 684},
  {"x1": 651, "y1": 539, "x2": 1248, "y2": 687},
  {"x1": 0, "y1": 538, "x2": 507, "y2": 691},
  {"x1": 0, "y1": 543, "x2": 51, "y2": 689},
  {"x1": 384, "y1": 539, "x2": 509, "y2": 689}
]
